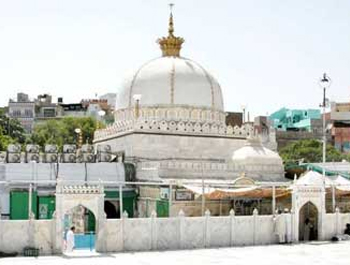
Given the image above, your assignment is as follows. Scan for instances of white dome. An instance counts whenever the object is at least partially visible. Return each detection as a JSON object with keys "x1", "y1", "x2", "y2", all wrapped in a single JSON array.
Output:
[
  {"x1": 232, "y1": 137, "x2": 285, "y2": 181},
  {"x1": 116, "y1": 56, "x2": 224, "y2": 112},
  {"x1": 232, "y1": 141, "x2": 283, "y2": 164}
]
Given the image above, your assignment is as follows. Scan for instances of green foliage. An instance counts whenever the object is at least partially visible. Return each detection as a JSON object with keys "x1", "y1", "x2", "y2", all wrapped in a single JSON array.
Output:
[
  {"x1": 0, "y1": 133, "x2": 16, "y2": 151},
  {"x1": 0, "y1": 109, "x2": 26, "y2": 150},
  {"x1": 30, "y1": 117, "x2": 103, "y2": 149},
  {"x1": 280, "y1": 139, "x2": 344, "y2": 164}
]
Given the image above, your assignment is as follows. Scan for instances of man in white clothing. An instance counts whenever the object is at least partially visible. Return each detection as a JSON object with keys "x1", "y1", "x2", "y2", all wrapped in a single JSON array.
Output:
[{"x1": 66, "y1": 226, "x2": 76, "y2": 252}]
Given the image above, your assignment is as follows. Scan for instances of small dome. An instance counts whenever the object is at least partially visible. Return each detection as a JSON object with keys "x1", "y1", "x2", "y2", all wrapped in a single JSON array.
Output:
[
  {"x1": 116, "y1": 56, "x2": 224, "y2": 112},
  {"x1": 232, "y1": 136, "x2": 285, "y2": 181},
  {"x1": 232, "y1": 137, "x2": 283, "y2": 163}
]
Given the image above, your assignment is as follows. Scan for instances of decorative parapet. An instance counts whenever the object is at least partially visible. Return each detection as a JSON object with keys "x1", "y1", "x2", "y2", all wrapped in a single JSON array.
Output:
[
  {"x1": 56, "y1": 184, "x2": 103, "y2": 194},
  {"x1": 137, "y1": 159, "x2": 285, "y2": 180},
  {"x1": 94, "y1": 118, "x2": 255, "y2": 142},
  {"x1": 115, "y1": 106, "x2": 227, "y2": 125}
]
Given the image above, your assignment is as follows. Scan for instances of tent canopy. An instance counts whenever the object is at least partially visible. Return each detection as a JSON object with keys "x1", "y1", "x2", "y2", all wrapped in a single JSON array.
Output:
[{"x1": 297, "y1": 171, "x2": 350, "y2": 191}]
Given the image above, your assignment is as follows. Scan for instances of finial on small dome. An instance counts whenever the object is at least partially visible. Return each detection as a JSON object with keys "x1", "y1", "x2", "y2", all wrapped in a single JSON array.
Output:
[
  {"x1": 157, "y1": 4, "x2": 184, "y2": 57},
  {"x1": 246, "y1": 135, "x2": 262, "y2": 147}
]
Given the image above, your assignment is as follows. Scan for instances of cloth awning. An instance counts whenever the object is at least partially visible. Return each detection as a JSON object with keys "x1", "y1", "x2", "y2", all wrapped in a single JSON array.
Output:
[{"x1": 205, "y1": 187, "x2": 290, "y2": 200}]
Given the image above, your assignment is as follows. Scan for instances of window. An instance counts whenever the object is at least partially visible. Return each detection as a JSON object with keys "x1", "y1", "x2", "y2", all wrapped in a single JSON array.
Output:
[
  {"x1": 25, "y1": 109, "x2": 33, "y2": 117},
  {"x1": 43, "y1": 108, "x2": 55, "y2": 117},
  {"x1": 12, "y1": 109, "x2": 21, "y2": 117}
]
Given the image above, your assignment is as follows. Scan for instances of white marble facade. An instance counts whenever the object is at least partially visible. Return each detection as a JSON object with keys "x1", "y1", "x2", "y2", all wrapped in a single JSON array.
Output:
[{"x1": 93, "y1": 11, "x2": 282, "y2": 182}]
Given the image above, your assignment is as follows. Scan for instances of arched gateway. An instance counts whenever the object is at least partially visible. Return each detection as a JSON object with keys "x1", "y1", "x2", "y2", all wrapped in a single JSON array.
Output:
[
  {"x1": 292, "y1": 174, "x2": 326, "y2": 242},
  {"x1": 53, "y1": 180, "x2": 106, "y2": 253}
]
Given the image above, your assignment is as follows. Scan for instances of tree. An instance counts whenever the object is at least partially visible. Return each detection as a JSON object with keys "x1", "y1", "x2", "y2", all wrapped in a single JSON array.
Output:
[
  {"x1": 0, "y1": 109, "x2": 26, "y2": 150},
  {"x1": 280, "y1": 139, "x2": 344, "y2": 164},
  {"x1": 0, "y1": 132, "x2": 16, "y2": 151},
  {"x1": 30, "y1": 116, "x2": 104, "y2": 149}
]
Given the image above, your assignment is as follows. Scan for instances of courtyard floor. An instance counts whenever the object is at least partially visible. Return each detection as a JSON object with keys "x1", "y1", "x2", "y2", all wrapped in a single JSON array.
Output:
[{"x1": 1, "y1": 241, "x2": 350, "y2": 265}]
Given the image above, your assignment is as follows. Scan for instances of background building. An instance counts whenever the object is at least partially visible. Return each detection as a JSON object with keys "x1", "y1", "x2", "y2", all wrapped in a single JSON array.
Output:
[
  {"x1": 8, "y1": 93, "x2": 35, "y2": 133},
  {"x1": 330, "y1": 101, "x2": 350, "y2": 153},
  {"x1": 268, "y1": 107, "x2": 331, "y2": 150},
  {"x1": 7, "y1": 93, "x2": 116, "y2": 133}
]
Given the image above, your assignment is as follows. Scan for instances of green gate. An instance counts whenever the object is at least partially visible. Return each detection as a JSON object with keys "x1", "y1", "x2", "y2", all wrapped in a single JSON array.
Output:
[
  {"x1": 38, "y1": 196, "x2": 56, "y2": 219},
  {"x1": 10, "y1": 190, "x2": 38, "y2": 220},
  {"x1": 156, "y1": 199, "x2": 169, "y2": 217}
]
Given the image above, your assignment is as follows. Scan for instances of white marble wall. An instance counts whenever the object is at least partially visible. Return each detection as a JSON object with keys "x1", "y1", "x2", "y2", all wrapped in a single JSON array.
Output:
[
  {"x1": 324, "y1": 214, "x2": 337, "y2": 239},
  {"x1": 104, "y1": 219, "x2": 123, "y2": 252},
  {"x1": 0, "y1": 220, "x2": 53, "y2": 255},
  {"x1": 340, "y1": 213, "x2": 350, "y2": 232},
  {"x1": 103, "y1": 210, "x2": 280, "y2": 253},
  {"x1": 322, "y1": 211, "x2": 350, "y2": 239},
  {"x1": 2, "y1": 211, "x2": 348, "y2": 255}
]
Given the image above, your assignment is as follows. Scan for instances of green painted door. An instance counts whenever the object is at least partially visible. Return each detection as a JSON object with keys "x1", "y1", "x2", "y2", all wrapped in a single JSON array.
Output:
[
  {"x1": 123, "y1": 197, "x2": 135, "y2": 218},
  {"x1": 156, "y1": 200, "x2": 169, "y2": 217},
  {"x1": 10, "y1": 190, "x2": 38, "y2": 220},
  {"x1": 38, "y1": 196, "x2": 56, "y2": 219},
  {"x1": 86, "y1": 210, "x2": 96, "y2": 232}
]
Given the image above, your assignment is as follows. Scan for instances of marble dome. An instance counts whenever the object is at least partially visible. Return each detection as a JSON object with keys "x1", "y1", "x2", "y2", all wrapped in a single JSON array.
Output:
[
  {"x1": 232, "y1": 137, "x2": 285, "y2": 181},
  {"x1": 115, "y1": 9, "x2": 225, "y2": 123},
  {"x1": 116, "y1": 56, "x2": 224, "y2": 111}
]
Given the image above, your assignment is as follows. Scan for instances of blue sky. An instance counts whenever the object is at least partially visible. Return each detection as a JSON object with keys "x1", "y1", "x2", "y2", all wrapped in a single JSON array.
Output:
[{"x1": 0, "y1": 0, "x2": 349, "y2": 117}]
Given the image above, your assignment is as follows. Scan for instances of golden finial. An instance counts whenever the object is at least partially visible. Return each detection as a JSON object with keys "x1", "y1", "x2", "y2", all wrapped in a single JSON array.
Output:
[
  {"x1": 168, "y1": 3, "x2": 174, "y2": 36},
  {"x1": 157, "y1": 3, "x2": 184, "y2": 57}
]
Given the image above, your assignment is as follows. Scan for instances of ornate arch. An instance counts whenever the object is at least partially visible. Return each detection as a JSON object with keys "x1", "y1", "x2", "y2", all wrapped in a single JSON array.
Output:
[
  {"x1": 292, "y1": 182, "x2": 326, "y2": 242},
  {"x1": 53, "y1": 182, "x2": 106, "y2": 253}
]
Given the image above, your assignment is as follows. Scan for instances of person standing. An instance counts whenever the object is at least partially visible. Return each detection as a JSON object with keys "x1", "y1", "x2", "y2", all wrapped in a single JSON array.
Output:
[
  {"x1": 66, "y1": 226, "x2": 76, "y2": 252},
  {"x1": 344, "y1": 223, "x2": 350, "y2": 236},
  {"x1": 303, "y1": 218, "x2": 313, "y2": 241},
  {"x1": 274, "y1": 211, "x2": 286, "y2": 243}
]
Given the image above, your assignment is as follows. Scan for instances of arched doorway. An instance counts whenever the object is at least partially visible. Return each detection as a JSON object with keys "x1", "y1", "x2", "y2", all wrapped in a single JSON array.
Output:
[
  {"x1": 299, "y1": 202, "x2": 318, "y2": 241},
  {"x1": 64, "y1": 205, "x2": 96, "y2": 251},
  {"x1": 54, "y1": 183, "x2": 106, "y2": 253},
  {"x1": 104, "y1": 200, "x2": 120, "y2": 219}
]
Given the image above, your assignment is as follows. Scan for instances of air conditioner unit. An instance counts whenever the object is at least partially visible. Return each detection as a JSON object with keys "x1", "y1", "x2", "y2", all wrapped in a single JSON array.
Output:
[
  {"x1": 8, "y1": 153, "x2": 21, "y2": 163},
  {"x1": 63, "y1": 144, "x2": 76, "y2": 153},
  {"x1": 27, "y1": 153, "x2": 40, "y2": 163},
  {"x1": 63, "y1": 153, "x2": 76, "y2": 163},
  {"x1": 97, "y1": 144, "x2": 111, "y2": 153},
  {"x1": 83, "y1": 153, "x2": 95, "y2": 163},
  {"x1": 0, "y1": 152, "x2": 6, "y2": 163},
  {"x1": 43, "y1": 144, "x2": 58, "y2": 163},
  {"x1": 98, "y1": 153, "x2": 112, "y2": 162},
  {"x1": 7, "y1": 144, "x2": 21, "y2": 153},
  {"x1": 96, "y1": 144, "x2": 112, "y2": 162},
  {"x1": 44, "y1": 153, "x2": 58, "y2": 163},
  {"x1": 44, "y1": 144, "x2": 58, "y2": 153},
  {"x1": 26, "y1": 144, "x2": 40, "y2": 153},
  {"x1": 81, "y1": 144, "x2": 94, "y2": 153}
]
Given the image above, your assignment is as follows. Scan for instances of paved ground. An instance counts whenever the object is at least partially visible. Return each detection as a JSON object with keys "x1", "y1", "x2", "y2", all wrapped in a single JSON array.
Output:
[{"x1": 1, "y1": 241, "x2": 350, "y2": 265}]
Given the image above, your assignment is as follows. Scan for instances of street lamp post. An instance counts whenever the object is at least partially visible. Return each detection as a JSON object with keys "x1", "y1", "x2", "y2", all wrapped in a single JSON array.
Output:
[{"x1": 319, "y1": 73, "x2": 331, "y2": 186}]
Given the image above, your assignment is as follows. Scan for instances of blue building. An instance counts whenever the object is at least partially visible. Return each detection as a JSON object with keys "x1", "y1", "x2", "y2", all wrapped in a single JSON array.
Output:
[{"x1": 269, "y1": 108, "x2": 321, "y2": 132}]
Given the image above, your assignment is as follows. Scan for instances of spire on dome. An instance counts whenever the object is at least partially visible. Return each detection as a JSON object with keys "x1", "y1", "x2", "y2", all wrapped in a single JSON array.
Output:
[{"x1": 157, "y1": 3, "x2": 184, "y2": 57}]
